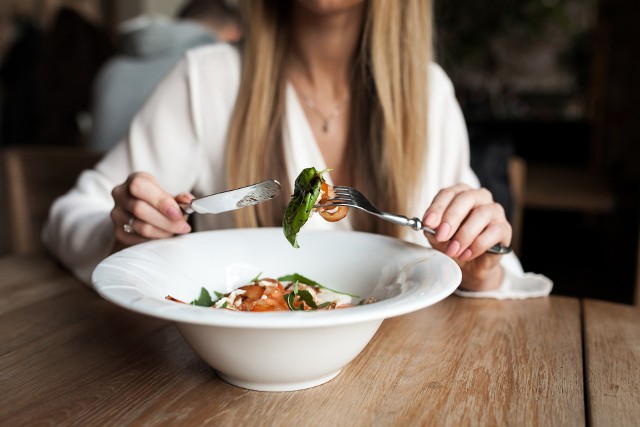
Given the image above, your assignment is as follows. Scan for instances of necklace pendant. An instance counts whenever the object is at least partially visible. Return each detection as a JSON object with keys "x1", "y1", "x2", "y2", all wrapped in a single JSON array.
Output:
[{"x1": 322, "y1": 121, "x2": 329, "y2": 133}]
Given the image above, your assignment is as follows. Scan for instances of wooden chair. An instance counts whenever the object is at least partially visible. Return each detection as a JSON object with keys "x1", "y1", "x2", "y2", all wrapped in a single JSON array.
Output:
[
  {"x1": 1, "y1": 146, "x2": 102, "y2": 255},
  {"x1": 635, "y1": 228, "x2": 640, "y2": 306},
  {"x1": 508, "y1": 156, "x2": 526, "y2": 256}
]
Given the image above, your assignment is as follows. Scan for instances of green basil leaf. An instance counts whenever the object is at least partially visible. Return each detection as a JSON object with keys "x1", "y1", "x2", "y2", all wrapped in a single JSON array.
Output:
[
  {"x1": 190, "y1": 287, "x2": 213, "y2": 307},
  {"x1": 284, "y1": 292, "x2": 304, "y2": 311},
  {"x1": 296, "y1": 290, "x2": 319, "y2": 309},
  {"x1": 277, "y1": 273, "x2": 359, "y2": 298},
  {"x1": 249, "y1": 272, "x2": 262, "y2": 282},
  {"x1": 282, "y1": 167, "x2": 325, "y2": 248},
  {"x1": 212, "y1": 291, "x2": 225, "y2": 304},
  {"x1": 283, "y1": 289, "x2": 319, "y2": 310}
]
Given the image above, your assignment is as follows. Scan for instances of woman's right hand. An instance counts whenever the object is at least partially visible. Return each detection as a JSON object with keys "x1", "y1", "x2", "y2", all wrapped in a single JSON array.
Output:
[{"x1": 110, "y1": 172, "x2": 193, "y2": 251}]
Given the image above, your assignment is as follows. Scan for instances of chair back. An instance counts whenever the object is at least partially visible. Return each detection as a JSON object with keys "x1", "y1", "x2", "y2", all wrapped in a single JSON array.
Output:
[
  {"x1": 633, "y1": 230, "x2": 640, "y2": 307},
  {"x1": 1, "y1": 146, "x2": 102, "y2": 254},
  {"x1": 509, "y1": 156, "x2": 526, "y2": 256}
]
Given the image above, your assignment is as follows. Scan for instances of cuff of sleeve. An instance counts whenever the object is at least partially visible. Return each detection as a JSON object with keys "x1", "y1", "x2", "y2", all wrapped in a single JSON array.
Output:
[{"x1": 454, "y1": 268, "x2": 553, "y2": 300}]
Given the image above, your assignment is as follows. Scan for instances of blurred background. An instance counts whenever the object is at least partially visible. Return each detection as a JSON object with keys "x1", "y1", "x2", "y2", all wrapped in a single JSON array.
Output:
[{"x1": 0, "y1": 0, "x2": 638, "y2": 303}]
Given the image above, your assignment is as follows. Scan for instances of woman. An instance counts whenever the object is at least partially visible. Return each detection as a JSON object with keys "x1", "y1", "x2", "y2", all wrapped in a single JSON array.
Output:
[{"x1": 43, "y1": 0, "x2": 551, "y2": 297}]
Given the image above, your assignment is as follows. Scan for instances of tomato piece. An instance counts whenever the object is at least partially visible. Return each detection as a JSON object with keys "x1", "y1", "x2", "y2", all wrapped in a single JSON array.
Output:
[
  {"x1": 240, "y1": 285, "x2": 264, "y2": 300},
  {"x1": 320, "y1": 181, "x2": 329, "y2": 197},
  {"x1": 251, "y1": 298, "x2": 289, "y2": 312}
]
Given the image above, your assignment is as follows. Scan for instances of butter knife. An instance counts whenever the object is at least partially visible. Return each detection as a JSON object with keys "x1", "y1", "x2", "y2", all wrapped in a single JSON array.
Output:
[{"x1": 179, "y1": 180, "x2": 282, "y2": 214}]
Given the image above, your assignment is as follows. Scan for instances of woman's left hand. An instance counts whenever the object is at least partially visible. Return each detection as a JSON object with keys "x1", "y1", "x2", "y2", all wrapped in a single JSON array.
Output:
[{"x1": 421, "y1": 184, "x2": 512, "y2": 292}]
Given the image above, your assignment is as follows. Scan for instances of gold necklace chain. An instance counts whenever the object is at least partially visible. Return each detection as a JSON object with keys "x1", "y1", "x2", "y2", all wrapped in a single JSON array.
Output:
[{"x1": 298, "y1": 90, "x2": 350, "y2": 133}]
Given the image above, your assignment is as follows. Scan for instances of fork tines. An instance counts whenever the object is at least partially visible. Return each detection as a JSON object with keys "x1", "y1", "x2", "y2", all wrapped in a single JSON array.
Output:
[
  {"x1": 314, "y1": 186, "x2": 353, "y2": 208},
  {"x1": 314, "y1": 198, "x2": 352, "y2": 208},
  {"x1": 332, "y1": 186, "x2": 351, "y2": 192},
  {"x1": 329, "y1": 186, "x2": 352, "y2": 200}
]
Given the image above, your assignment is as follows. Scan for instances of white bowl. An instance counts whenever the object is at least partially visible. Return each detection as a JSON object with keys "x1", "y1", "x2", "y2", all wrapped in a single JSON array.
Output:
[{"x1": 92, "y1": 228, "x2": 461, "y2": 391}]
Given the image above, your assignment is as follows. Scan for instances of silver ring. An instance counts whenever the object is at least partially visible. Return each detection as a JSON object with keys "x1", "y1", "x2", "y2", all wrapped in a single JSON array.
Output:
[{"x1": 123, "y1": 217, "x2": 135, "y2": 234}]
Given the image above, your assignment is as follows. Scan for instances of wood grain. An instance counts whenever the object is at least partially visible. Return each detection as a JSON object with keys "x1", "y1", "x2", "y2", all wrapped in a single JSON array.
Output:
[
  {"x1": 0, "y1": 255, "x2": 586, "y2": 425},
  {"x1": 583, "y1": 299, "x2": 640, "y2": 427}
]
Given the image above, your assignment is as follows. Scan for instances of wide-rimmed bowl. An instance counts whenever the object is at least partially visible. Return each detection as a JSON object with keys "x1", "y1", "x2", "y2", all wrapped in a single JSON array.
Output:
[{"x1": 92, "y1": 228, "x2": 461, "y2": 391}]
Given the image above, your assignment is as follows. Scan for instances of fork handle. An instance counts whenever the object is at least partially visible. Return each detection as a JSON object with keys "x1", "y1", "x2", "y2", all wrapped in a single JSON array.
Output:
[{"x1": 380, "y1": 213, "x2": 512, "y2": 255}]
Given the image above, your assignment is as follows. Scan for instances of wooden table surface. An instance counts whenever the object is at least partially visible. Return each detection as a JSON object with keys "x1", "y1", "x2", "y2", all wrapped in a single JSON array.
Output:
[
  {"x1": 0, "y1": 254, "x2": 637, "y2": 426},
  {"x1": 583, "y1": 299, "x2": 640, "y2": 426}
]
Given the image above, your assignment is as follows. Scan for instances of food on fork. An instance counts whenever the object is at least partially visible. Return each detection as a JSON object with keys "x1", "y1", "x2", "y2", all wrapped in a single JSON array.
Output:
[
  {"x1": 283, "y1": 167, "x2": 349, "y2": 247},
  {"x1": 317, "y1": 181, "x2": 349, "y2": 222},
  {"x1": 165, "y1": 273, "x2": 374, "y2": 312}
]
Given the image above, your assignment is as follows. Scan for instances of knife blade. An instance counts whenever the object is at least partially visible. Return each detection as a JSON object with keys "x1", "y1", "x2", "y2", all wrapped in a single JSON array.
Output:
[{"x1": 179, "y1": 180, "x2": 282, "y2": 214}]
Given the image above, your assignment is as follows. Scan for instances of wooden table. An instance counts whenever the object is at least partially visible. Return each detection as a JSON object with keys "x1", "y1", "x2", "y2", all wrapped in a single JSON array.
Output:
[
  {"x1": 583, "y1": 300, "x2": 640, "y2": 426},
  {"x1": 1, "y1": 255, "x2": 638, "y2": 426}
]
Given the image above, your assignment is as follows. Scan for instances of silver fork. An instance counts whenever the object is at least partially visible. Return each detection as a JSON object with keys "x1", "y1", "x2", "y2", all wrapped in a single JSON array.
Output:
[{"x1": 318, "y1": 186, "x2": 512, "y2": 255}]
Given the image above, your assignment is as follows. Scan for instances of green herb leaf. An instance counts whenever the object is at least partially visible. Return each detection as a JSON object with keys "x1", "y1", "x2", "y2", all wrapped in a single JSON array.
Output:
[
  {"x1": 277, "y1": 273, "x2": 359, "y2": 298},
  {"x1": 212, "y1": 291, "x2": 225, "y2": 304},
  {"x1": 190, "y1": 287, "x2": 213, "y2": 307},
  {"x1": 296, "y1": 289, "x2": 319, "y2": 309},
  {"x1": 282, "y1": 167, "x2": 326, "y2": 248},
  {"x1": 249, "y1": 272, "x2": 262, "y2": 282},
  {"x1": 283, "y1": 289, "x2": 319, "y2": 310},
  {"x1": 284, "y1": 292, "x2": 303, "y2": 311}
]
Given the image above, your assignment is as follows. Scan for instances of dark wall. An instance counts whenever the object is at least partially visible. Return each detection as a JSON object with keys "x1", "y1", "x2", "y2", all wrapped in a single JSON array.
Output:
[{"x1": 435, "y1": 0, "x2": 639, "y2": 304}]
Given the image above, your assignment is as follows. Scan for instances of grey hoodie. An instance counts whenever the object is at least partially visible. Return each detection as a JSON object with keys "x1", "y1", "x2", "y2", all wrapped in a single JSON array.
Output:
[{"x1": 89, "y1": 16, "x2": 216, "y2": 151}]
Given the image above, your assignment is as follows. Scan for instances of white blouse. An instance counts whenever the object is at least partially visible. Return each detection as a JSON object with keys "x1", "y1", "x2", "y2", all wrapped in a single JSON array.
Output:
[{"x1": 43, "y1": 44, "x2": 552, "y2": 298}]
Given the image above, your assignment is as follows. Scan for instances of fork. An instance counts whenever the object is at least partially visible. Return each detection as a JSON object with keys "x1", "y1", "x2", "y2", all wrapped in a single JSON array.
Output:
[{"x1": 317, "y1": 186, "x2": 512, "y2": 255}]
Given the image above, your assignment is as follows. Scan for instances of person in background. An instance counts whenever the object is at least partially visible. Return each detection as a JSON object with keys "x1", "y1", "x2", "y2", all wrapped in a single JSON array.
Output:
[
  {"x1": 39, "y1": 6, "x2": 113, "y2": 146},
  {"x1": 88, "y1": 0, "x2": 241, "y2": 152},
  {"x1": 44, "y1": 0, "x2": 551, "y2": 299}
]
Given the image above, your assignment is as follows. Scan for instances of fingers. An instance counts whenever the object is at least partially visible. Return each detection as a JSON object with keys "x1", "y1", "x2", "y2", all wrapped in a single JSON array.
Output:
[
  {"x1": 424, "y1": 185, "x2": 492, "y2": 238},
  {"x1": 422, "y1": 185, "x2": 511, "y2": 261},
  {"x1": 125, "y1": 173, "x2": 185, "y2": 223},
  {"x1": 110, "y1": 172, "x2": 192, "y2": 249},
  {"x1": 111, "y1": 206, "x2": 152, "y2": 246},
  {"x1": 453, "y1": 204, "x2": 512, "y2": 261},
  {"x1": 175, "y1": 192, "x2": 195, "y2": 206},
  {"x1": 111, "y1": 204, "x2": 176, "y2": 239}
]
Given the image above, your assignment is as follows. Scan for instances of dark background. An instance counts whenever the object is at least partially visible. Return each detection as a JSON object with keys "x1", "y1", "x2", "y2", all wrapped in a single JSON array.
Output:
[{"x1": 435, "y1": 0, "x2": 639, "y2": 303}]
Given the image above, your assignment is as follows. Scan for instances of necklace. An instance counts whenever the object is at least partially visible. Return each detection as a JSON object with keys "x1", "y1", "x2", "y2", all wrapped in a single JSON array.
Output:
[{"x1": 298, "y1": 90, "x2": 350, "y2": 133}]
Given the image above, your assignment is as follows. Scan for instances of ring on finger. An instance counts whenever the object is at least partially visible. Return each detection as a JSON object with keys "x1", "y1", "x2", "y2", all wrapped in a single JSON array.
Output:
[{"x1": 123, "y1": 216, "x2": 135, "y2": 234}]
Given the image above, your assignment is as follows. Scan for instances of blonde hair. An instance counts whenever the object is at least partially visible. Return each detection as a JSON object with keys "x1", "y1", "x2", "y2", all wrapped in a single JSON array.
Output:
[{"x1": 226, "y1": 0, "x2": 432, "y2": 237}]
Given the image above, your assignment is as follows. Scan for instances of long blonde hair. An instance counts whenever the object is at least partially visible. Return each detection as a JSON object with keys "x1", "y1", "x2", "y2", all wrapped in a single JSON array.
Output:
[{"x1": 225, "y1": 0, "x2": 432, "y2": 237}]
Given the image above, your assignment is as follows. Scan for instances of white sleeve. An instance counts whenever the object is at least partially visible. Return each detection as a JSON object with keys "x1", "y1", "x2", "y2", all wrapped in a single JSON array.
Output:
[
  {"x1": 43, "y1": 56, "x2": 204, "y2": 285},
  {"x1": 428, "y1": 64, "x2": 553, "y2": 299}
]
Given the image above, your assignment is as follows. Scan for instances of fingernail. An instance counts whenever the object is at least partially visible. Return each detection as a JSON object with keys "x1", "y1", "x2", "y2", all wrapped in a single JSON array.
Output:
[
  {"x1": 179, "y1": 223, "x2": 191, "y2": 233},
  {"x1": 436, "y1": 222, "x2": 450, "y2": 241},
  {"x1": 459, "y1": 248, "x2": 472, "y2": 261},
  {"x1": 446, "y1": 240, "x2": 460, "y2": 257},
  {"x1": 424, "y1": 212, "x2": 437, "y2": 228}
]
